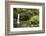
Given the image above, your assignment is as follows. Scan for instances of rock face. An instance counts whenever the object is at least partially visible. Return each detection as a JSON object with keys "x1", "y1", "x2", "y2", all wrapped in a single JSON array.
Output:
[{"x1": 20, "y1": 15, "x2": 29, "y2": 21}]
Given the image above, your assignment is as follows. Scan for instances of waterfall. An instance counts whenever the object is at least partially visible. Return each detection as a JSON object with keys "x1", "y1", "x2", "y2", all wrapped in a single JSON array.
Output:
[{"x1": 17, "y1": 14, "x2": 20, "y2": 24}]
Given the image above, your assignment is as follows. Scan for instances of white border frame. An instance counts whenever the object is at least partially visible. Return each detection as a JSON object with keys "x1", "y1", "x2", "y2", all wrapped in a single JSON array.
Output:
[{"x1": 10, "y1": 4, "x2": 43, "y2": 32}]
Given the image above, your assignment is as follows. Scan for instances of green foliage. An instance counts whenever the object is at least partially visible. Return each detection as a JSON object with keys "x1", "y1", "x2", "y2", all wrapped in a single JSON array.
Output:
[
  {"x1": 31, "y1": 15, "x2": 39, "y2": 25},
  {"x1": 31, "y1": 15, "x2": 39, "y2": 22},
  {"x1": 13, "y1": 8, "x2": 39, "y2": 27}
]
